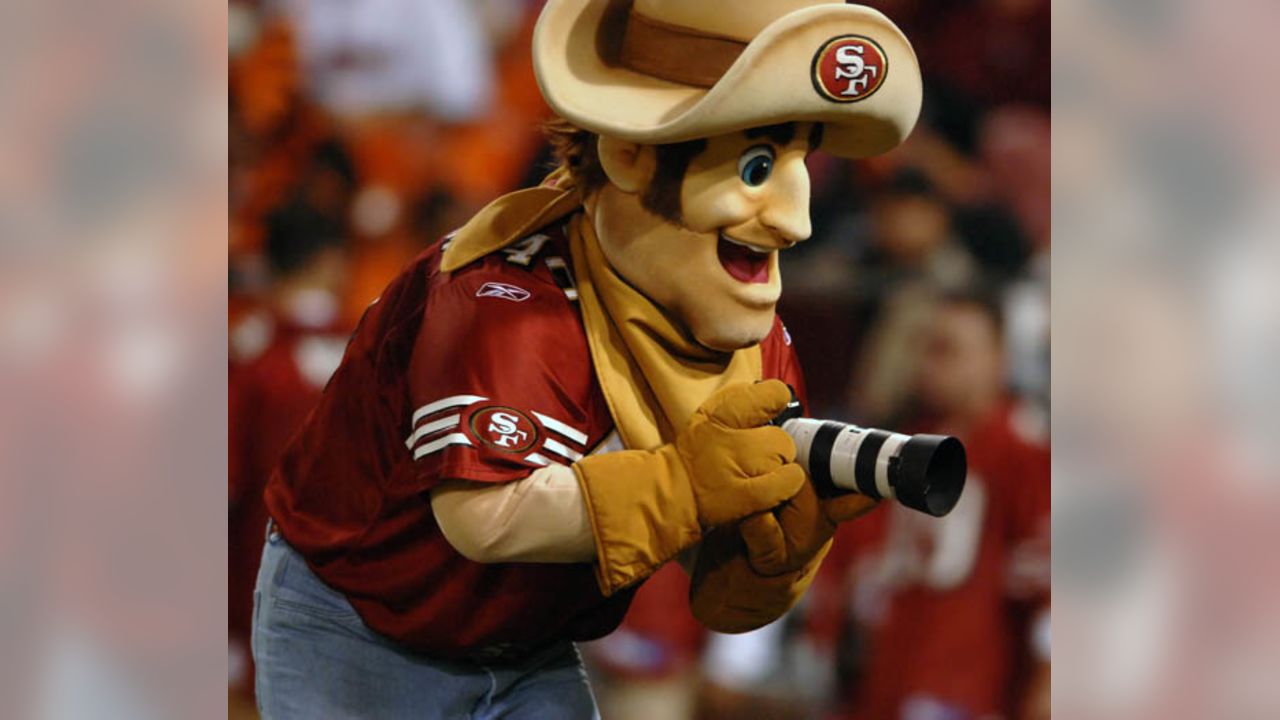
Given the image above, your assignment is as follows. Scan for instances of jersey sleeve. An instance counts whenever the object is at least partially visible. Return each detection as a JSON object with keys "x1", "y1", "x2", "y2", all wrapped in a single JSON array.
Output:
[
  {"x1": 404, "y1": 259, "x2": 593, "y2": 490},
  {"x1": 761, "y1": 316, "x2": 810, "y2": 415}
]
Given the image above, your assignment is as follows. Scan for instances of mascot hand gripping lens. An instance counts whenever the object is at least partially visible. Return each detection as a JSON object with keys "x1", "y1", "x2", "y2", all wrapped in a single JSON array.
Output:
[{"x1": 253, "y1": 2, "x2": 942, "y2": 717}]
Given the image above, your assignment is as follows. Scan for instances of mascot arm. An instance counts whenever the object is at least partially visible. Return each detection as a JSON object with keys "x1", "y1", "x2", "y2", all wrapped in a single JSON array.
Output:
[
  {"x1": 430, "y1": 464, "x2": 596, "y2": 564},
  {"x1": 433, "y1": 382, "x2": 805, "y2": 599}
]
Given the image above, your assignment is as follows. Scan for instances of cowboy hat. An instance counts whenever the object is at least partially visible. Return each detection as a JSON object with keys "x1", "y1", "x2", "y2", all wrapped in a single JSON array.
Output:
[{"x1": 533, "y1": 0, "x2": 922, "y2": 158}]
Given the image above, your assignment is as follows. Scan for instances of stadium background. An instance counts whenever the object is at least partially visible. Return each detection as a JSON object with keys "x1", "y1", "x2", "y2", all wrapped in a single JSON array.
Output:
[{"x1": 228, "y1": 1, "x2": 1049, "y2": 718}]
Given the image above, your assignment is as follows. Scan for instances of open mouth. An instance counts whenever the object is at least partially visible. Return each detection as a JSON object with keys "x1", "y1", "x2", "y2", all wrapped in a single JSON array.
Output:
[{"x1": 717, "y1": 233, "x2": 772, "y2": 284}]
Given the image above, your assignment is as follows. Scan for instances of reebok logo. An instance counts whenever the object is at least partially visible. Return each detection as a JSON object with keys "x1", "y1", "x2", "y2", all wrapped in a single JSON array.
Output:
[{"x1": 475, "y1": 282, "x2": 531, "y2": 302}]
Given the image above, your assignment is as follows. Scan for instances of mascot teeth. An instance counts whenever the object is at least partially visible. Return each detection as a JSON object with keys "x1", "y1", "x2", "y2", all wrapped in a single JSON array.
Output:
[{"x1": 721, "y1": 234, "x2": 772, "y2": 254}]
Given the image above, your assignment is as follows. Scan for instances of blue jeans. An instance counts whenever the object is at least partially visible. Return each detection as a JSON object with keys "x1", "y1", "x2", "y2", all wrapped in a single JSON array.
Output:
[{"x1": 252, "y1": 528, "x2": 599, "y2": 719}]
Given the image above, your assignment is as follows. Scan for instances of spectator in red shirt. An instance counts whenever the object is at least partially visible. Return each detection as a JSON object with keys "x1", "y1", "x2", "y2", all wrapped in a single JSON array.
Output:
[
  {"x1": 829, "y1": 289, "x2": 1050, "y2": 720},
  {"x1": 228, "y1": 200, "x2": 350, "y2": 695}
]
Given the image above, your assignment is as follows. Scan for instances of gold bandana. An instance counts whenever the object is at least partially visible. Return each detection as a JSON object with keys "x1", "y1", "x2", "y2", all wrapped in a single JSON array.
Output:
[
  {"x1": 440, "y1": 177, "x2": 762, "y2": 451},
  {"x1": 440, "y1": 169, "x2": 580, "y2": 273},
  {"x1": 567, "y1": 213, "x2": 762, "y2": 450}
]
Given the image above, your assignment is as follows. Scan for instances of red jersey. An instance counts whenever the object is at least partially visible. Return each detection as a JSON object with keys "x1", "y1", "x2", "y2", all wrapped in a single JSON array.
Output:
[
  {"x1": 830, "y1": 400, "x2": 1050, "y2": 719},
  {"x1": 264, "y1": 218, "x2": 807, "y2": 662}
]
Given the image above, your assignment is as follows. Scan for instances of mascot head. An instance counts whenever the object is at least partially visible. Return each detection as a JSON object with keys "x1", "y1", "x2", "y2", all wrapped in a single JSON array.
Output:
[{"x1": 534, "y1": 0, "x2": 922, "y2": 351}]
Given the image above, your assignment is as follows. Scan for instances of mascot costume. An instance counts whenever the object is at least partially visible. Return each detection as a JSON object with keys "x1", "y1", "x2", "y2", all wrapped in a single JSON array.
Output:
[{"x1": 252, "y1": 1, "x2": 922, "y2": 717}]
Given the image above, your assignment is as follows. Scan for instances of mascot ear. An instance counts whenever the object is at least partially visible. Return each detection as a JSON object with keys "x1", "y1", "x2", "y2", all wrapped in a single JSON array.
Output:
[{"x1": 597, "y1": 135, "x2": 656, "y2": 195}]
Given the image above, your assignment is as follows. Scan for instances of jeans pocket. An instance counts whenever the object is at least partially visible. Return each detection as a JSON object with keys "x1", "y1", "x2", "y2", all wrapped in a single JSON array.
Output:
[
  {"x1": 269, "y1": 544, "x2": 364, "y2": 625},
  {"x1": 272, "y1": 595, "x2": 364, "y2": 622}
]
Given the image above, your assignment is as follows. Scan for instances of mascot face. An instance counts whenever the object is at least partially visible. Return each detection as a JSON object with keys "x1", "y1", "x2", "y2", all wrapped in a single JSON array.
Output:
[{"x1": 592, "y1": 123, "x2": 818, "y2": 351}]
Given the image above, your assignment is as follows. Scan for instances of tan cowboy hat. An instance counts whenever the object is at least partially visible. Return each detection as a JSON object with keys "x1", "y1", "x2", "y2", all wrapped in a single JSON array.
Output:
[{"x1": 533, "y1": 0, "x2": 922, "y2": 158}]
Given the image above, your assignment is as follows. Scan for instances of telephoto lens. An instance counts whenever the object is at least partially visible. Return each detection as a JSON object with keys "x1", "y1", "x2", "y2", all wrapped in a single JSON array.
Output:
[{"x1": 770, "y1": 392, "x2": 967, "y2": 517}]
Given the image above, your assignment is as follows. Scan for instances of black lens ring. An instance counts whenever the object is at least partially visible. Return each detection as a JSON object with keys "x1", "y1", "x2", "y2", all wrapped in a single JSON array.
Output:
[
  {"x1": 807, "y1": 421, "x2": 845, "y2": 498},
  {"x1": 853, "y1": 430, "x2": 889, "y2": 500}
]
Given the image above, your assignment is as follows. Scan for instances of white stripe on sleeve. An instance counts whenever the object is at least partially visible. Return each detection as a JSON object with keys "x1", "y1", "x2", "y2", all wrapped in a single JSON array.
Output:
[
  {"x1": 413, "y1": 432, "x2": 473, "y2": 460},
  {"x1": 531, "y1": 411, "x2": 588, "y2": 446},
  {"x1": 411, "y1": 394, "x2": 487, "y2": 426},
  {"x1": 404, "y1": 414, "x2": 461, "y2": 449},
  {"x1": 523, "y1": 453, "x2": 552, "y2": 466},
  {"x1": 542, "y1": 437, "x2": 584, "y2": 463}
]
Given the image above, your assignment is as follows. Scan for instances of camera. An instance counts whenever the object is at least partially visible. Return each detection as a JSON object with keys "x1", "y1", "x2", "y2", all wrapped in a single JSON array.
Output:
[{"x1": 771, "y1": 393, "x2": 966, "y2": 517}]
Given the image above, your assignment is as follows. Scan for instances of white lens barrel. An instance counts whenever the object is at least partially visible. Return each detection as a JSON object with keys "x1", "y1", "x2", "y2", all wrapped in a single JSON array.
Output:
[
  {"x1": 828, "y1": 423, "x2": 872, "y2": 494},
  {"x1": 782, "y1": 417, "x2": 914, "y2": 501},
  {"x1": 783, "y1": 416, "x2": 822, "y2": 471},
  {"x1": 875, "y1": 432, "x2": 911, "y2": 499},
  {"x1": 779, "y1": 415, "x2": 967, "y2": 517}
]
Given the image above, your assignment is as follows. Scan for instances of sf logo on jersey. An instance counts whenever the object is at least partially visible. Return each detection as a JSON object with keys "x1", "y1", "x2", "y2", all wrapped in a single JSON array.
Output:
[
  {"x1": 811, "y1": 35, "x2": 887, "y2": 103},
  {"x1": 470, "y1": 406, "x2": 539, "y2": 453},
  {"x1": 487, "y1": 412, "x2": 528, "y2": 446}
]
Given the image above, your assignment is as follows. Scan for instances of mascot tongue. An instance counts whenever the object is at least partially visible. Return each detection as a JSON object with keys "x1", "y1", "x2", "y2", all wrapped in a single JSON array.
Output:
[{"x1": 717, "y1": 235, "x2": 770, "y2": 283}]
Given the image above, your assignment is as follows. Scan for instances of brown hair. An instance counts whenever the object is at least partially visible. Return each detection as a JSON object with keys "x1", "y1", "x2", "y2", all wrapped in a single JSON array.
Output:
[
  {"x1": 544, "y1": 117, "x2": 609, "y2": 196},
  {"x1": 543, "y1": 119, "x2": 823, "y2": 223},
  {"x1": 543, "y1": 117, "x2": 706, "y2": 223}
]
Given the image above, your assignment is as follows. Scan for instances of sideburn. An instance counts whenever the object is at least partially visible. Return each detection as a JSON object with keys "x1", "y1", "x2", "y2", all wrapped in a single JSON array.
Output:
[{"x1": 640, "y1": 138, "x2": 708, "y2": 224}]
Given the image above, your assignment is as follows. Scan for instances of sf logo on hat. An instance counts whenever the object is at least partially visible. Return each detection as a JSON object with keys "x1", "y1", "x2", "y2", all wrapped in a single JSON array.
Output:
[{"x1": 811, "y1": 35, "x2": 887, "y2": 103}]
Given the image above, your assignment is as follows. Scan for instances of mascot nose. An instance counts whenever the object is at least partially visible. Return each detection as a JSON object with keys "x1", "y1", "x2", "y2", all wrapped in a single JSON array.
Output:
[{"x1": 759, "y1": 156, "x2": 812, "y2": 245}]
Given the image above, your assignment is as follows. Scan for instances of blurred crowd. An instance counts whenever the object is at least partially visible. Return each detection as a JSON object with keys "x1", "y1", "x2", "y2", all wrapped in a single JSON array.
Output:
[{"x1": 228, "y1": 1, "x2": 1050, "y2": 718}]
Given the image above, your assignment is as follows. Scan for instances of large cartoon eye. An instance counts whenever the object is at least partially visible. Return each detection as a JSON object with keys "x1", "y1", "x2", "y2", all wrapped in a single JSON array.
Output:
[{"x1": 737, "y1": 145, "x2": 775, "y2": 187}]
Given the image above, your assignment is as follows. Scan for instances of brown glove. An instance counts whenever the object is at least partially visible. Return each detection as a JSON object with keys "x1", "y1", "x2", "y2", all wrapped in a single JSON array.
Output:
[
  {"x1": 574, "y1": 380, "x2": 805, "y2": 596},
  {"x1": 687, "y1": 524, "x2": 829, "y2": 634},
  {"x1": 739, "y1": 481, "x2": 878, "y2": 576},
  {"x1": 688, "y1": 483, "x2": 878, "y2": 632}
]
